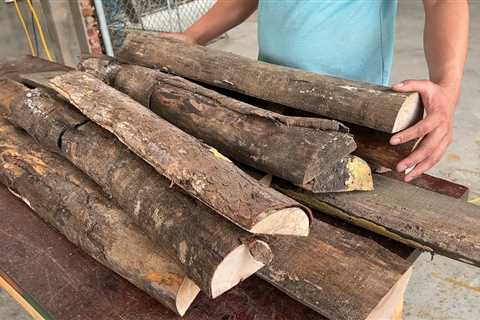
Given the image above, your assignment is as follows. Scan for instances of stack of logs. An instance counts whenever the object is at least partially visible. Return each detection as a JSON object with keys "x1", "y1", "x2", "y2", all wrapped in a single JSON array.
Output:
[{"x1": 1, "y1": 32, "x2": 479, "y2": 320}]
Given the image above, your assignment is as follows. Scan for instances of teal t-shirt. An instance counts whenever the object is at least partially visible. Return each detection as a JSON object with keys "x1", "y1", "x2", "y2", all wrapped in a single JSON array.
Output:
[{"x1": 258, "y1": 0, "x2": 397, "y2": 85}]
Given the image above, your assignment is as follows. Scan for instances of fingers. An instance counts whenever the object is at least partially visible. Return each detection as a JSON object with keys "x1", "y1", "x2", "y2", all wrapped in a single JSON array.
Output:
[
  {"x1": 404, "y1": 135, "x2": 451, "y2": 182},
  {"x1": 395, "y1": 125, "x2": 448, "y2": 172},
  {"x1": 390, "y1": 113, "x2": 441, "y2": 145}
]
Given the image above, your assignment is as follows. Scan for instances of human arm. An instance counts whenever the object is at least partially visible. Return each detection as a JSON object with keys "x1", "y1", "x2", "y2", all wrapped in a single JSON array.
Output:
[
  {"x1": 162, "y1": 0, "x2": 258, "y2": 45},
  {"x1": 391, "y1": 0, "x2": 469, "y2": 182}
]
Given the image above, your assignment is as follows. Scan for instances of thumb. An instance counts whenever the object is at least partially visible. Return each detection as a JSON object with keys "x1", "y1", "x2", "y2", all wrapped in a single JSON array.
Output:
[{"x1": 392, "y1": 79, "x2": 430, "y2": 93}]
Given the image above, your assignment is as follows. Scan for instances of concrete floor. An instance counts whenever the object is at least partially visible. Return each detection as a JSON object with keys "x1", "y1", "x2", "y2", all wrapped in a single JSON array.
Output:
[{"x1": 1, "y1": 1, "x2": 479, "y2": 319}]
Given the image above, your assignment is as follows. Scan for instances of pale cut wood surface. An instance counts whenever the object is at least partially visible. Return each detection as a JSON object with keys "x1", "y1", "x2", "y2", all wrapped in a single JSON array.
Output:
[
  {"x1": 118, "y1": 31, "x2": 423, "y2": 133},
  {"x1": 48, "y1": 71, "x2": 311, "y2": 236}
]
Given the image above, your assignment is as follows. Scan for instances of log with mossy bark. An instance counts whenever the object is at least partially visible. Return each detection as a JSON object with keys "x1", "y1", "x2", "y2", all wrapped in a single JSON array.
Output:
[
  {"x1": 47, "y1": 71, "x2": 311, "y2": 236},
  {"x1": 0, "y1": 118, "x2": 199, "y2": 316},
  {"x1": 117, "y1": 31, "x2": 423, "y2": 133},
  {"x1": 76, "y1": 58, "x2": 373, "y2": 192},
  {"x1": 4, "y1": 83, "x2": 273, "y2": 299},
  {"x1": 274, "y1": 174, "x2": 480, "y2": 266}
]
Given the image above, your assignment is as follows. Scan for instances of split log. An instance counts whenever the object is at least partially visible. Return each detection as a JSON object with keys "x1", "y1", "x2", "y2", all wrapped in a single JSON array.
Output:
[
  {"x1": 117, "y1": 31, "x2": 423, "y2": 133},
  {"x1": 0, "y1": 119, "x2": 199, "y2": 316},
  {"x1": 5, "y1": 84, "x2": 273, "y2": 298},
  {"x1": 257, "y1": 214, "x2": 414, "y2": 320},
  {"x1": 274, "y1": 174, "x2": 480, "y2": 266},
  {"x1": 80, "y1": 59, "x2": 373, "y2": 191},
  {"x1": 48, "y1": 71, "x2": 311, "y2": 236},
  {"x1": 0, "y1": 55, "x2": 71, "y2": 82}
]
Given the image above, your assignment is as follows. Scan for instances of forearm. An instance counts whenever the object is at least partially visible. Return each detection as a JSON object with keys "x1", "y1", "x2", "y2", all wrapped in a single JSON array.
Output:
[
  {"x1": 423, "y1": 0, "x2": 469, "y2": 107},
  {"x1": 185, "y1": 0, "x2": 258, "y2": 45}
]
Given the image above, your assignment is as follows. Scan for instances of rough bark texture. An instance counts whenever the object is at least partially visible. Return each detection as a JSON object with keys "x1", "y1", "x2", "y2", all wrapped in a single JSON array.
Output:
[
  {"x1": 49, "y1": 71, "x2": 311, "y2": 236},
  {"x1": 117, "y1": 63, "x2": 355, "y2": 186},
  {"x1": 6, "y1": 86, "x2": 273, "y2": 298},
  {"x1": 117, "y1": 31, "x2": 423, "y2": 133},
  {"x1": 275, "y1": 174, "x2": 480, "y2": 266},
  {"x1": 257, "y1": 215, "x2": 413, "y2": 320},
  {"x1": 0, "y1": 119, "x2": 199, "y2": 315},
  {"x1": 78, "y1": 58, "x2": 375, "y2": 192},
  {"x1": 0, "y1": 185, "x2": 326, "y2": 320},
  {"x1": 0, "y1": 79, "x2": 29, "y2": 117}
]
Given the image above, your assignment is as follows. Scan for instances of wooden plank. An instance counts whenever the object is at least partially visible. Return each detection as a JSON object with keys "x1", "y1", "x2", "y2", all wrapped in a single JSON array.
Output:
[
  {"x1": 6, "y1": 85, "x2": 274, "y2": 298},
  {"x1": 117, "y1": 31, "x2": 423, "y2": 133},
  {"x1": 0, "y1": 119, "x2": 199, "y2": 316},
  {"x1": 275, "y1": 174, "x2": 480, "y2": 266},
  {"x1": 48, "y1": 71, "x2": 311, "y2": 236},
  {"x1": 0, "y1": 185, "x2": 324, "y2": 320},
  {"x1": 382, "y1": 170, "x2": 470, "y2": 200}
]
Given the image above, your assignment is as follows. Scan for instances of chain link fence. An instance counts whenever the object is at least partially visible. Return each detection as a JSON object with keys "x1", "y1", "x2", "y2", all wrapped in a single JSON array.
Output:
[{"x1": 102, "y1": 0, "x2": 215, "y2": 51}]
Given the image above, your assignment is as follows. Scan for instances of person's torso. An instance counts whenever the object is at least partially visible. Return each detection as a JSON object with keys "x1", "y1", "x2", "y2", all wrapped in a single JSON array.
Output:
[{"x1": 257, "y1": 0, "x2": 398, "y2": 85}]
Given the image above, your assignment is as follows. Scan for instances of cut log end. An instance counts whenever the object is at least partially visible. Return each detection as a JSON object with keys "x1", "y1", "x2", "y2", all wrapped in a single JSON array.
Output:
[
  {"x1": 392, "y1": 92, "x2": 423, "y2": 133},
  {"x1": 250, "y1": 207, "x2": 310, "y2": 236},
  {"x1": 211, "y1": 240, "x2": 271, "y2": 298},
  {"x1": 176, "y1": 278, "x2": 201, "y2": 316},
  {"x1": 344, "y1": 156, "x2": 374, "y2": 192},
  {"x1": 366, "y1": 266, "x2": 413, "y2": 320}
]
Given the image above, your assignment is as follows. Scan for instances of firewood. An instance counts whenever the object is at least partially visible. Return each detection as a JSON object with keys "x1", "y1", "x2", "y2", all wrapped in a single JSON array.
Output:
[
  {"x1": 4, "y1": 84, "x2": 273, "y2": 298},
  {"x1": 0, "y1": 119, "x2": 199, "y2": 316},
  {"x1": 275, "y1": 174, "x2": 480, "y2": 266},
  {"x1": 117, "y1": 31, "x2": 423, "y2": 133},
  {"x1": 77, "y1": 58, "x2": 373, "y2": 192},
  {"x1": 48, "y1": 71, "x2": 311, "y2": 236}
]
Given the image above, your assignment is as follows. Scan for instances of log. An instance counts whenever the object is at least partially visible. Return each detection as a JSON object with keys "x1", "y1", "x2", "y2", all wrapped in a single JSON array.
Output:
[
  {"x1": 274, "y1": 174, "x2": 480, "y2": 266},
  {"x1": 79, "y1": 59, "x2": 373, "y2": 191},
  {"x1": 0, "y1": 118, "x2": 199, "y2": 316},
  {"x1": 48, "y1": 71, "x2": 311, "y2": 236},
  {"x1": 117, "y1": 31, "x2": 423, "y2": 133},
  {"x1": 5, "y1": 84, "x2": 273, "y2": 299},
  {"x1": 257, "y1": 214, "x2": 415, "y2": 320},
  {"x1": 0, "y1": 55, "x2": 71, "y2": 82}
]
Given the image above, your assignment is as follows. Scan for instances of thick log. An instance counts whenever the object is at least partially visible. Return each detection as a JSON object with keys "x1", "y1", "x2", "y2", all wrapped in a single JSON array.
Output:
[
  {"x1": 257, "y1": 215, "x2": 414, "y2": 320},
  {"x1": 5, "y1": 85, "x2": 273, "y2": 299},
  {"x1": 0, "y1": 55, "x2": 71, "y2": 82},
  {"x1": 48, "y1": 71, "x2": 311, "y2": 236},
  {"x1": 117, "y1": 31, "x2": 423, "y2": 133},
  {"x1": 275, "y1": 174, "x2": 480, "y2": 266},
  {"x1": 0, "y1": 119, "x2": 199, "y2": 316}
]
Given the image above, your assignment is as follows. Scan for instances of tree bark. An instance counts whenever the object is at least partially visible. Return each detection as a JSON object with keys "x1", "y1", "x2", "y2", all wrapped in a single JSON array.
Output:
[
  {"x1": 257, "y1": 215, "x2": 414, "y2": 320},
  {"x1": 0, "y1": 119, "x2": 199, "y2": 316},
  {"x1": 77, "y1": 58, "x2": 373, "y2": 192},
  {"x1": 117, "y1": 31, "x2": 423, "y2": 133},
  {"x1": 275, "y1": 174, "x2": 480, "y2": 266},
  {"x1": 48, "y1": 71, "x2": 311, "y2": 236},
  {"x1": 6, "y1": 85, "x2": 273, "y2": 299}
]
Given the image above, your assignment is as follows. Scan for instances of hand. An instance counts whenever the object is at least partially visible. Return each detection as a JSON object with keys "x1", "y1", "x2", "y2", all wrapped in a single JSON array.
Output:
[
  {"x1": 159, "y1": 32, "x2": 198, "y2": 45},
  {"x1": 390, "y1": 80, "x2": 456, "y2": 182}
]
